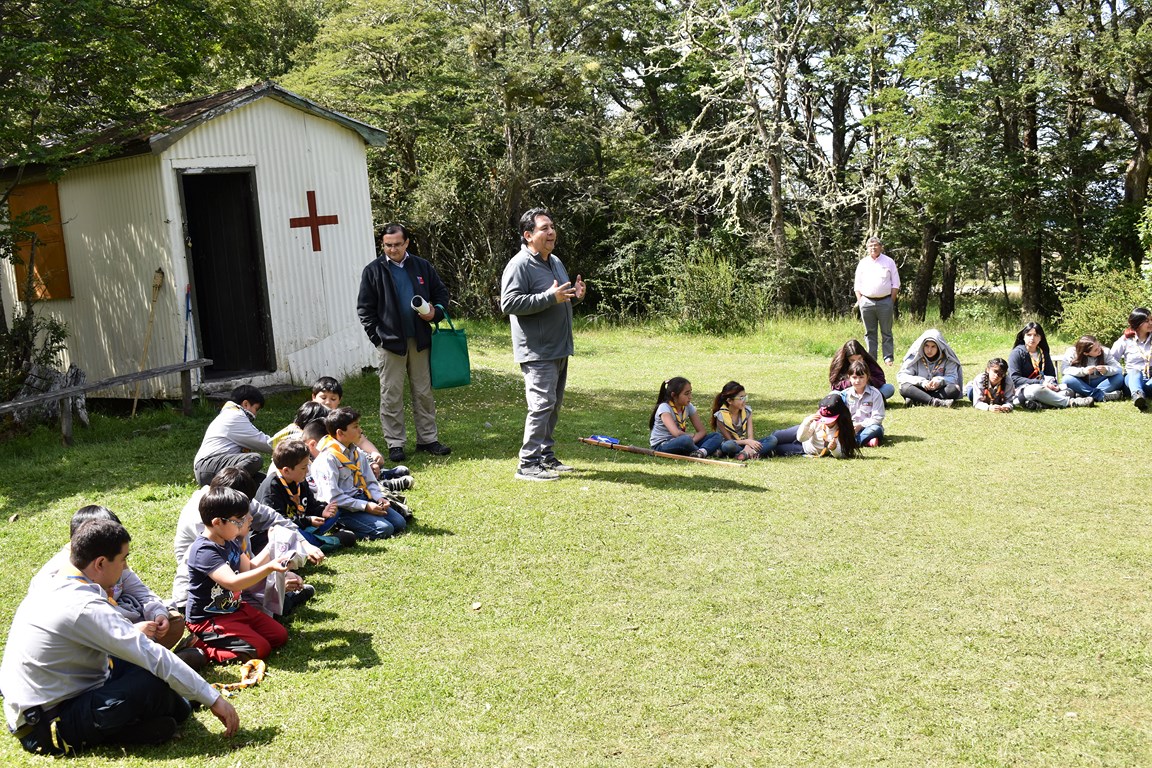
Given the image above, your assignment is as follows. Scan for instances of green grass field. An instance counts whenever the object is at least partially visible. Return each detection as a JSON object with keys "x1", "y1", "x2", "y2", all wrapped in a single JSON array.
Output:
[{"x1": 0, "y1": 315, "x2": 1149, "y2": 767}]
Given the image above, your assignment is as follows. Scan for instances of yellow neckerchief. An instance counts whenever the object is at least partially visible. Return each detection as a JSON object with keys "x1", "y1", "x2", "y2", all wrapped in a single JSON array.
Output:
[
  {"x1": 277, "y1": 475, "x2": 305, "y2": 515},
  {"x1": 814, "y1": 422, "x2": 839, "y2": 458},
  {"x1": 213, "y1": 658, "x2": 266, "y2": 697},
  {"x1": 318, "y1": 435, "x2": 369, "y2": 495},
  {"x1": 1028, "y1": 348, "x2": 1046, "y2": 379},
  {"x1": 670, "y1": 403, "x2": 690, "y2": 432},
  {"x1": 63, "y1": 565, "x2": 117, "y2": 606},
  {"x1": 717, "y1": 405, "x2": 747, "y2": 439}
]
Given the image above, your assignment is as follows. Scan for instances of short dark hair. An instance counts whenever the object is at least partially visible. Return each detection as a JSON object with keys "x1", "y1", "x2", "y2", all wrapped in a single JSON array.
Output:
[
  {"x1": 518, "y1": 208, "x2": 552, "y2": 244},
  {"x1": 273, "y1": 439, "x2": 310, "y2": 470},
  {"x1": 69, "y1": 505, "x2": 121, "y2": 536},
  {"x1": 301, "y1": 419, "x2": 329, "y2": 443},
  {"x1": 229, "y1": 384, "x2": 265, "y2": 407},
  {"x1": 311, "y1": 376, "x2": 342, "y2": 398},
  {"x1": 70, "y1": 519, "x2": 131, "y2": 569},
  {"x1": 209, "y1": 466, "x2": 258, "y2": 501},
  {"x1": 199, "y1": 486, "x2": 250, "y2": 527},
  {"x1": 381, "y1": 222, "x2": 409, "y2": 240},
  {"x1": 294, "y1": 400, "x2": 330, "y2": 428},
  {"x1": 325, "y1": 406, "x2": 360, "y2": 437}
]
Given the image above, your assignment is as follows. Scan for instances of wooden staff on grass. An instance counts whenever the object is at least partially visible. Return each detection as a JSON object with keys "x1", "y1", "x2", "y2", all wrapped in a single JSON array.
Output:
[{"x1": 579, "y1": 437, "x2": 744, "y2": 467}]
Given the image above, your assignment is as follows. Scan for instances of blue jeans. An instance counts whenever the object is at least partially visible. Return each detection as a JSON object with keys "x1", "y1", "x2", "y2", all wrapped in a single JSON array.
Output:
[
  {"x1": 877, "y1": 382, "x2": 895, "y2": 399},
  {"x1": 1124, "y1": 369, "x2": 1152, "y2": 401},
  {"x1": 855, "y1": 424, "x2": 884, "y2": 446},
  {"x1": 653, "y1": 432, "x2": 723, "y2": 455},
  {"x1": 1061, "y1": 372, "x2": 1124, "y2": 401},
  {"x1": 338, "y1": 507, "x2": 406, "y2": 540},
  {"x1": 719, "y1": 434, "x2": 779, "y2": 458},
  {"x1": 771, "y1": 425, "x2": 807, "y2": 456}
]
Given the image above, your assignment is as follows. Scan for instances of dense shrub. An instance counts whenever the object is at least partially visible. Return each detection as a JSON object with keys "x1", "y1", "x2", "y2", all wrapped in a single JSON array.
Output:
[{"x1": 1058, "y1": 267, "x2": 1152, "y2": 344}]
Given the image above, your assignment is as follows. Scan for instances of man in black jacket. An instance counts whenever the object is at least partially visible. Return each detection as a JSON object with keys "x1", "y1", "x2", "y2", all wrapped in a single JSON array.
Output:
[{"x1": 356, "y1": 224, "x2": 452, "y2": 461}]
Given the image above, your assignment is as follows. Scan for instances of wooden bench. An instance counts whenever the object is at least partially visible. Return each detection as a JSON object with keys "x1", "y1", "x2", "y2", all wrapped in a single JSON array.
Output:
[{"x1": 0, "y1": 358, "x2": 213, "y2": 445}]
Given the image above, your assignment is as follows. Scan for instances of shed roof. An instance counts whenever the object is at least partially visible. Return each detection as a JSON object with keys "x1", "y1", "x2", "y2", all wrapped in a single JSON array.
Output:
[{"x1": 4, "y1": 82, "x2": 387, "y2": 176}]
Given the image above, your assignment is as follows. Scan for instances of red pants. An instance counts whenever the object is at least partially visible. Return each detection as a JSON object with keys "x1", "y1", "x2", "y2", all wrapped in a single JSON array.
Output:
[{"x1": 187, "y1": 603, "x2": 288, "y2": 664}]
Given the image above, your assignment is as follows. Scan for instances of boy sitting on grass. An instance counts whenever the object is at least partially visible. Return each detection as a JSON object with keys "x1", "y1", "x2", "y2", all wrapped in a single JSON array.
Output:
[
  {"x1": 312, "y1": 407, "x2": 408, "y2": 540},
  {"x1": 184, "y1": 487, "x2": 291, "y2": 664},
  {"x1": 311, "y1": 376, "x2": 415, "y2": 487},
  {"x1": 259, "y1": 439, "x2": 356, "y2": 553},
  {"x1": 193, "y1": 385, "x2": 273, "y2": 485}
]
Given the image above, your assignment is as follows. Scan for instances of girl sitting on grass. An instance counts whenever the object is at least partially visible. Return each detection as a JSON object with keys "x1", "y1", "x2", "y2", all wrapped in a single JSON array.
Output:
[
  {"x1": 841, "y1": 361, "x2": 885, "y2": 447},
  {"x1": 968, "y1": 358, "x2": 1015, "y2": 413},
  {"x1": 829, "y1": 339, "x2": 895, "y2": 399},
  {"x1": 1009, "y1": 322, "x2": 1095, "y2": 410},
  {"x1": 1061, "y1": 335, "x2": 1124, "y2": 403},
  {"x1": 770, "y1": 393, "x2": 859, "y2": 459},
  {"x1": 648, "y1": 377, "x2": 723, "y2": 458},
  {"x1": 897, "y1": 329, "x2": 964, "y2": 408},
  {"x1": 710, "y1": 381, "x2": 778, "y2": 460},
  {"x1": 1111, "y1": 307, "x2": 1152, "y2": 411}
]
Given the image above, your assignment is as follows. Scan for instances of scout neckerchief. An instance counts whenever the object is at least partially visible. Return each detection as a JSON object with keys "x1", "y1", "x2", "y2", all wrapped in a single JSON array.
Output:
[
  {"x1": 277, "y1": 475, "x2": 305, "y2": 516},
  {"x1": 670, "y1": 403, "x2": 690, "y2": 432},
  {"x1": 213, "y1": 658, "x2": 267, "y2": 697},
  {"x1": 1028, "y1": 348, "x2": 1045, "y2": 379},
  {"x1": 63, "y1": 566, "x2": 117, "y2": 606},
  {"x1": 815, "y1": 422, "x2": 839, "y2": 458},
  {"x1": 716, "y1": 405, "x2": 748, "y2": 439},
  {"x1": 921, "y1": 350, "x2": 946, "y2": 378},
  {"x1": 318, "y1": 435, "x2": 369, "y2": 495},
  {"x1": 982, "y1": 374, "x2": 1004, "y2": 405}
]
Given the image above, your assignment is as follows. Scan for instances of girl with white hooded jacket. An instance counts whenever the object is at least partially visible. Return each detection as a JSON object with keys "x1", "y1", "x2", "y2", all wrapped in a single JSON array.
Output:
[{"x1": 897, "y1": 329, "x2": 964, "y2": 407}]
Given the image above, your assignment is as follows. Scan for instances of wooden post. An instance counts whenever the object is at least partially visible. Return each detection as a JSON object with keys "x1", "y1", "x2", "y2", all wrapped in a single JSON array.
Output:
[
  {"x1": 181, "y1": 369, "x2": 193, "y2": 416},
  {"x1": 60, "y1": 396, "x2": 73, "y2": 446}
]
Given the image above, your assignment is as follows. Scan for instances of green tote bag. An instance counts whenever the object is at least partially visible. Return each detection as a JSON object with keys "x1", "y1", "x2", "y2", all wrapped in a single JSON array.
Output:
[{"x1": 429, "y1": 306, "x2": 471, "y2": 389}]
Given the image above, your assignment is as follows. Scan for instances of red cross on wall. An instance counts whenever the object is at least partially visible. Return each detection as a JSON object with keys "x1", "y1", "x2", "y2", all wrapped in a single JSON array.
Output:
[{"x1": 289, "y1": 190, "x2": 339, "y2": 252}]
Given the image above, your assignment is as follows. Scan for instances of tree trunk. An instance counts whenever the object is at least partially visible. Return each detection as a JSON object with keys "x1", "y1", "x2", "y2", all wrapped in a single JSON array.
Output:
[
  {"x1": 940, "y1": 253, "x2": 957, "y2": 321},
  {"x1": 909, "y1": 219, "x2": 940, "y2": 321}
]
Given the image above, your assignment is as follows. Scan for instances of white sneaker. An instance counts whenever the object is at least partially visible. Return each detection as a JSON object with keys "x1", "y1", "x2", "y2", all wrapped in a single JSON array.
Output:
[{"x1": 1070, "y1": 396, "x2": 1095, "y2": 407}]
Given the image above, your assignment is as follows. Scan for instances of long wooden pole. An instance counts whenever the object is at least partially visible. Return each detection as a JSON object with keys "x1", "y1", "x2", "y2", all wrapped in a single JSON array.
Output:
[{"x1": 578, "y1": 437, "x2": 744, "y2": 467}]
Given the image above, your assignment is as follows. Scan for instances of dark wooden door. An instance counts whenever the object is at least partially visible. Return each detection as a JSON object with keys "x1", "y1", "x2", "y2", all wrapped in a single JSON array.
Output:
[{"x1": 181, "y1": 171, "x2": 275, "y2": 378}]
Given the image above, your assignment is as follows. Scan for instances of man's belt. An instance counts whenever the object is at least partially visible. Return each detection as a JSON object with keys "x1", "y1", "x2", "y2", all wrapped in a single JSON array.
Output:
[{"x1": 864, "y1": 294, "x2": 892, "y2": 300}]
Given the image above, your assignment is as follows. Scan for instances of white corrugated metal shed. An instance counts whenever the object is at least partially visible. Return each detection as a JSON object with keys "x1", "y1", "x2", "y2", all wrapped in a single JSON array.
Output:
[{"x1": 0, "y1": 82, "x2": 387, "y2": 398}]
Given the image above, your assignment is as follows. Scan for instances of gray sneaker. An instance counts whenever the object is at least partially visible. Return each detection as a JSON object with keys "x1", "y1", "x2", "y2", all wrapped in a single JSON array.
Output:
[
  {"x1": 1103, "y1": 391, "x2": 1124, "y2": 402},
  {"x1": 515, "y1": 464, "x2": 560, "y2": 482},
  {"x1": 381, "y1": 475, "x2": 415, "y2": 492},
  {"x1": 541, "y1": 457, "x2": 575, "y2": 472},
  {"x1": 1070, "y1": 396, "x2": 1095, "y2": 407},
  {"x1": 932, "y1": 398, "x2": 954, "y2": 408}
]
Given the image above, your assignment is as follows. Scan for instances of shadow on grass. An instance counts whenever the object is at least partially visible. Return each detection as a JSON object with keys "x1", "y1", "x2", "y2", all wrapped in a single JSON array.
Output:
[
  {"x1": 85, "y1": 723, "x2": 281, "y2": 760},
  {"x1": 575, "y1": 467, "x2": 769, "y2": 492},
  {"x1": 882, "y1": 434, "x2": 926, "y2": 444},
  {"x1": 275, "y1": 626, "x2": 382, "y2": 671},
  {"x1": 406, "y1": 523, "x2": 455, "y2": 537}
]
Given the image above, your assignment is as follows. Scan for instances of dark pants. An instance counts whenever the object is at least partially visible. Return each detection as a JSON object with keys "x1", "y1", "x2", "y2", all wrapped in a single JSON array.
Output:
[{"x1": 18, "y1": 663, "x2": 190, "y2": 755}]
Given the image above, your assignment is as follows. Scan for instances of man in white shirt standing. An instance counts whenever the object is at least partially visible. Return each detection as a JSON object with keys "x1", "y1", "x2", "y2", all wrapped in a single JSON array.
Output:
[{"x1": 853, "y1": 236, "x2": 900, "y2": 364}]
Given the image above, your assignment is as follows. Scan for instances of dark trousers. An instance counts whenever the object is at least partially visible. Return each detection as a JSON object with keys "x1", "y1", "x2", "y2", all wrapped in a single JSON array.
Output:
[{"x1": 18, "y1": 663, "x2": 190, "y2": 755}]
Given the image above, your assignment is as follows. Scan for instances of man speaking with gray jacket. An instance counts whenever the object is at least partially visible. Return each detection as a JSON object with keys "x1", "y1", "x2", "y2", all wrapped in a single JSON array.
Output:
[{"x1": 499, "y1": 208, "x2": 585, "y2": 482}]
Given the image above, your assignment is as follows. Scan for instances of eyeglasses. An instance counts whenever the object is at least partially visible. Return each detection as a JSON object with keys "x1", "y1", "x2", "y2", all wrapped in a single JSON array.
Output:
[
  {"x1": 225, "y1": 514, "x2": 252, "y2": 527},
  {"x1": 733, "y1": 395, "x2": 748, "y2": 400}
]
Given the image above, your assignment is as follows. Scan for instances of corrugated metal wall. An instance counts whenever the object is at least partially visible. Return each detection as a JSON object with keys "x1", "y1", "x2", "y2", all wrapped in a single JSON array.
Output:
[
  {"x1": 166, "y1": 98, "x2": 377, "y2": 388},
  {"x1": 1, "y1": 96, "x2": 379, "y2": 400},
  {"x1": 1, "y1": 155, "x2": 186, "y2": 398}
]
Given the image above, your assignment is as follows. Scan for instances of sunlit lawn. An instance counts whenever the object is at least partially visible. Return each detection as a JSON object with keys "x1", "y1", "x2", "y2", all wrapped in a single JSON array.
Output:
[{"x1": 0, "y1": 313, "x2": 1148, "y2": 767}]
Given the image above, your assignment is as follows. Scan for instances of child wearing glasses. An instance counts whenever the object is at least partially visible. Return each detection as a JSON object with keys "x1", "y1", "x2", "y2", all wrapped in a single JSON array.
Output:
[
  {"x1": 184, "y1": 486, "x2": 291, "y2": 664},
  {"x1": 710, "y1": 381, "x2": 777, "y2": 459}
]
